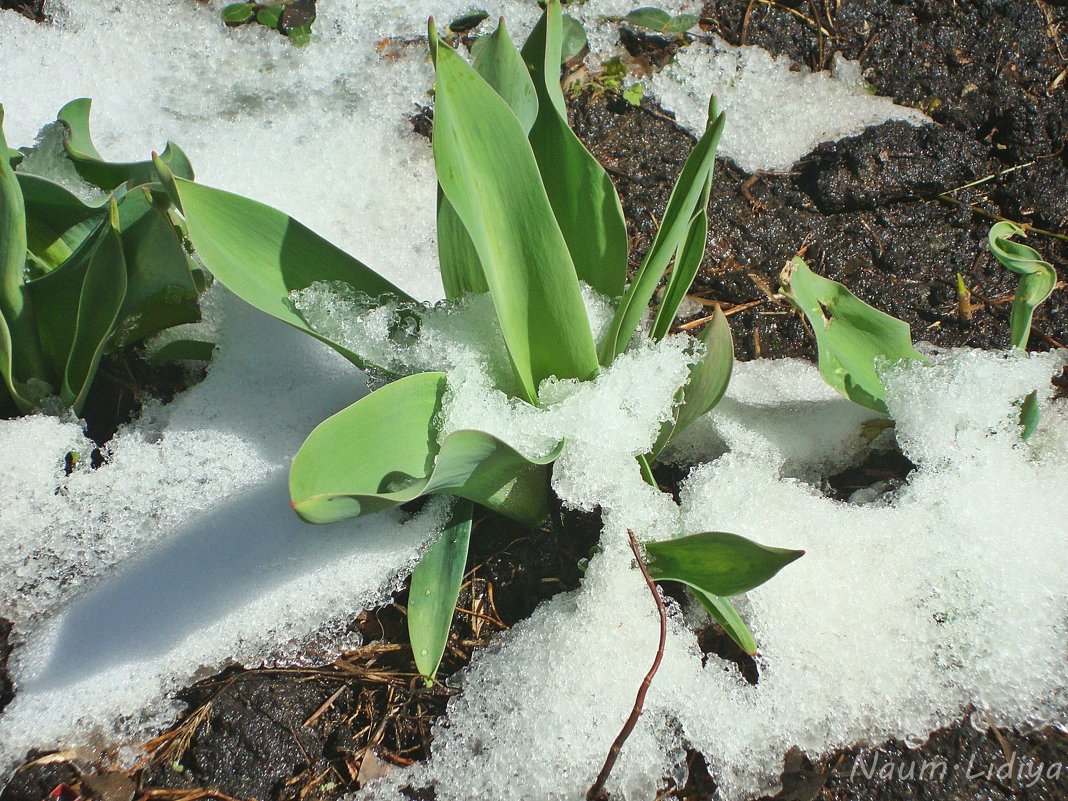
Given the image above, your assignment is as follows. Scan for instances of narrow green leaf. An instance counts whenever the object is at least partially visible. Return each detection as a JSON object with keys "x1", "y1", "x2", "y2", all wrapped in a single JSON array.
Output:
[
  {"x1": 0, "y1": 105, "x2": 48, "y2": 413},
  {"x1": 645, "y1": 531, "x2": 804, "y2": 598},
  {"x1": 694, "y1": 591, "x2": 758, "y2": 655},
  {"x1": 988, "y1": 221, "x2": 1057, "y2": 350},
  {"x1": 650, "y1": 206, "x2": 709, "y2": 339},
  {"x1": 168, "y1": 176, "x2": 412, "y2": 369},
  {"x1": 27, "y1": 202, "x2": 128, "y2": 412},
  {"x1": 409, "y1": 499, "x2": 473, "y2": 682},
  {"x1": 624, "y1": 7, "x2": 672, "y2": 32},
  {"x1": 289, "y1": 372, "x2": 560, "y2": 526},
  {"x1": 779, "y1": 257, "x2": 927, "y2": 413},
  {"x1": 431, "y1": 27, "x2": 599, "y2": 402},
  {"x1": 57, "y1": 99, "x2": 194, "y2": 191},
  {"x1": 221, "y1": 2, "x2": 255, "y2": 24},
  {"x1": 601, "y1": 98, "x2": 725, "y2": 364},
  {"x1": 146, "y1": 338, "x2": 216, "y2": 365},
  {"x1": 437, "y1": 17, "x2": 537, "y2": 300},
  {"x1": 1019, "y1": 389, "x2": 1040, "y2": 441},
  {"x1": 521, "y1": 0, "x2": 628, "y2": 300},
  {"x1": 652, "y1": 304, "x2": 733, "y2": 456}
]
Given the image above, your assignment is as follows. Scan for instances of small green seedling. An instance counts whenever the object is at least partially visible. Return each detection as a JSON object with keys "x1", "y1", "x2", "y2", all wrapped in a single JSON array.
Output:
[
  {"x1": 161, "y1": 0, "x2": 801, "y2": 685},
  {"x1": 0, "y1": 99, "x2": 208, "y2": 418},
  {"x1": 221, "y1": 0, "x2": 315, "y2": 45},
  {"x1": 987, "y1": 221, "x2": 1057, "y2": 351},
  {"x1": 623, "y1": 6, "x2": 700, "y2": 35}
]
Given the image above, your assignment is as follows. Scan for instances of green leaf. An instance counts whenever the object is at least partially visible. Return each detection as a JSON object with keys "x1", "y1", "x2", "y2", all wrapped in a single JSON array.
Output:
[
  {"x1": 167, "y1": 175, "x2": 412, "y2": 370},
  {"x1": 521, "y1": 0, "x2": 628, "y2": 300},
  {"x1": 652, "y1": 304, "x2": 733, "y2": 456},
  {"x1": 559, "y1": 13, "x2": 588, "y2": 63},
  {"x1": 6, "y1": 147, "x2": 22, "y2": 168},
  {"x1": 27, "y1": 202, "x2": 128, "y2": 413},
  {"x1": 645, "y1": 531, "x2": 804, "y2": 598},
  {"x1": 430, "y1": 26, "x2": 599, "y2": 403},
  {"x1": 409, "y1": 499, "x2": 473, "y2": 683},
  {"x1": 447, "y1": 10, "x2": 489, "y2": 33},
  {"x1": 664, "y1": 13, "x2": 699, "y2": 33},
  {"x1": 779, "y1": 257, "x2": 928, "y2": 414},
  {"x1": 146, "y1": 338, "x2": 216, "y2": 365},
  {"x1": 57, "y1": 98, "x2": 194, "y2": 191},
  {"x1": 437, "y1": 17, "x2": 537, "y2": 301},
  {"x1": 694, "y1": 591, "x2": 758, "y2": 655},
  {"x1": 1019, "y1": 389, "x2": 1040, "y2": 441},
  {"x1": 987, "y1": 221, "x2": 1057, "y2": 350},
  {"x1": 286, "y1": 23, "x2": 313, "y2": 46},
  {"x1": 221, "y1": 2, "x2": 255, "y2": 24},
  {"x1": 17, "y1": 173, "x2": 108, "y2": 270},
  {"x1": 289, "y1": 372, "x2": 561, "y2": 525},
  {"x1": 650, "y1": 191, "x2": 710, "y2": 340},
  {"x1": 622, "y1": 83, "x2": 644, "y2": 106},
  {"x1": 256, "y1": 4, "x2": 283, "y2": 29},
  {"x1": 0, "y1": 105, "x2": 48, "y2": 413},
  {"x1": 601, "y1": 97, "x2": 725, "y2": 364},
  {"x1": 624, "y1": 7, "x2": 672, "y2": 32}
]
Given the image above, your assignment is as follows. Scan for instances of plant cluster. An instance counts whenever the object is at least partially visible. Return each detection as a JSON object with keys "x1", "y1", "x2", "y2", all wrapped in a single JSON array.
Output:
[
  {"x1": 221, "y1": 0, "x2": 315, "y2": 46},
  {"x1": 0, "y1": 100, "x2": 209, "y2": 419}
]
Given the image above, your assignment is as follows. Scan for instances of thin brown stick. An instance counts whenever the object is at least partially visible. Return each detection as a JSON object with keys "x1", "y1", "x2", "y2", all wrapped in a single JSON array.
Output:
[{"x1": 586, "y1": 530, "x2": 668, "y2": 801}]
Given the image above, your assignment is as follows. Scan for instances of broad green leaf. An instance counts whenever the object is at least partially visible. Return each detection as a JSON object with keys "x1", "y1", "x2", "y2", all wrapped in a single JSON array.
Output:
[
  {"x1": 221, "y1": 2, "x2": 255, "y2": 24},
  {"x1": 409, "y1": 499, "x2": 473, "y2": 682},
  {"x1": 645, "y1": 531, "x2": 804, "y2": 598},
  {"x1": 146, "y1": 338, "x2": 216, "y2": 365},
  {"x1": 601, "y1": 98, "x2": 725, "y2": 364},
  {"x1": 437, "y1": 17, "x2": 536, "y2": 300},
  {"x1": 290, "y1": 372, "x2": 561, "y2": 525},
  {"x1": 559, "y1": 13, "x2": 588, "y2": 63},
  {"x1": 624, "y1": 7, "x2": 672, "y2": 32},
  {"x1": 256, "y1": 5, "x2": 283, "y2": 28},
  {"x1": 664, "y1": 13, "x2": 699, "y2": 33},
  {"x1": 57, "y1": 99, "x2": 194, "y2": 191},
  {"x1": 779, "y1": 257, "x2": 927, "y2": 414},
  {"x1": 988, "y1": 221, "x2": 1057, "y2": 350},
  {"x1": 17, "y1": 173, "x2": 107, "y2": 269},
  {"x1": 430, "y1": 27, "x2": 599, "y2": 403},
  {"x1": 694, "y1": 591, "x2": 758, "y2": 655},
  {"x1": 1019, "y1": 389, "x2": 1040, "y2": 441},
  {"x1": 652, "y1": 304, "x2": 733, "y2": 457},
  {"x1": 0, "y1": 105, "x2": 48, "y2": 413},
  {"x1": 27, "y1": 202, "x2": 127, "y2": 413},
  {"x1": 167, "y1": 175, "x2": 412, "y2": 370},
  {"x1": 110, "y1": 187, "x2": 200, "y2": 347},
  {"x1": 521, "y1": 0, "x2": 628, "y2": 300}
]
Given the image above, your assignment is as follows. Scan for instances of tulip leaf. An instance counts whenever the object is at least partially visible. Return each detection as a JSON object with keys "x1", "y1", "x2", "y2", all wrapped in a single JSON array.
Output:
[
  {"x1": 167, "y1": 175, "x2": 412, "y2": 370},
  {"x1": 409, "y1": 498, "x2": 473, "y2": 683},
  {"x1": 1019, "y1": 389, "x2": 1040, "y2": 442},
  {"x1": 146, "y1": 338, "x2": 216, "y2": 365},
  {"x1": 987, "y1": 221, "x2": 1057, "y2": 350},
  {"x1": 645, "y1": 531, "x2": 804, "y2": 598},
  {"x1": 290, "y1": 372, "x2": 560, "y2": 526},
  {"x1": 694, "y1": 591, "x2": 758, "y2": 655},
  {"x1": 601, "y1": 98, "x2": 725, "y2": 363},
  {"x1": 779, "y1": 257, "x2": 927, "y2": 414},
  {"x1": 17, "y1": 173, "x2": 108, "y2": 270},
  {"x1": 522, "y1": 0, "x2": 628, "y2": 300},
  {"x1": 430, "y1": 26, "x2": 599, "y2": 402}
]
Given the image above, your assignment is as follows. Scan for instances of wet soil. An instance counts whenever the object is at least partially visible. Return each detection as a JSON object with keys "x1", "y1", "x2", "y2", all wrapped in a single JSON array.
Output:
[{"x1": 4, "y1": 2, "x2": 1067, "y2": 800}]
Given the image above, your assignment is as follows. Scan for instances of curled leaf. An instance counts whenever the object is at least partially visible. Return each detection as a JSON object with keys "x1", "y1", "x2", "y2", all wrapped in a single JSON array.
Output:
[{"x1": 988, "y1": 221, "x2": 1057, "y2": 350}]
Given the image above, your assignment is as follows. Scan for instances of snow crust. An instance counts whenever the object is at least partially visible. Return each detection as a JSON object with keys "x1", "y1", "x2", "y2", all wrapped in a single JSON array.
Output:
[{"x1": 1, "y1": 1, "x2": 1063, "y2": 798}]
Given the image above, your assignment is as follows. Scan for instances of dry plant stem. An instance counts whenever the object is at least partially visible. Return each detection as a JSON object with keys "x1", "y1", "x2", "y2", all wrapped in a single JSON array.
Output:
[{"x1": 586, "y1": 530, "x2": 669, "y2": 801}]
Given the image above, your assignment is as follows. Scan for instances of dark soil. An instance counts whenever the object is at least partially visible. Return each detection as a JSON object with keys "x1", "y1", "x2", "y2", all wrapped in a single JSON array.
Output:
[
  {"x1": 0, "y1": 0, "x2": 46, "y2": 23},
  {"x1": 4, "y1": 2, "x2": 1067, "y2": 800}
]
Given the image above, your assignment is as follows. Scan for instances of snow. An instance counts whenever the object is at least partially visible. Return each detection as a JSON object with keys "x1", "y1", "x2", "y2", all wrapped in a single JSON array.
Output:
[{"x1": 1, "y1": 1, "x2": 1064, "y2": 799}]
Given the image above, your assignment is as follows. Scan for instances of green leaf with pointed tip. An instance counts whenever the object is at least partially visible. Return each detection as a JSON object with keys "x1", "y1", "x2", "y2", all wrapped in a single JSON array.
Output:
[
  {"x1": 646, "y1": 531, "x2": 804, "y2": 598},
  {"x1": 290, "y1": 372, "x2": 560, "y2": 525},
  {"x1": 664, "y1": 13, "x2": 699, "y2": 33},
  {"x1": 430, "y1": 27, "x2": 599, "y2": 402},
  {"x1": 1019, "y1": 389, "x2": 1040, "y2": 441},
  {"x1": 624, "y1": 7, "x2": 672, "y2": 32},
  {"x1": 410, "y1": 499, "x2": 473, "y2": 682},
  {"x1": 27, "y1": 203, "x2": 128, "y2": 413},
  {"x1": 17, "y1": 173, "x2": 108, "y2": 270},
  {"x1": 437, "y1": 17, "x2": 537, "y2": 300},
  {"x1": 521, "y1": 0, "x2": 628, "y2": 300},
  {"x1": 695, "y1": 591, "x2": 758, "y2": 655},
  {"x1": 146, "y1": 338, "x2": 216, "y2": 365},
  {"x1": 57, "y1": 99, "x2": 194, "y2": 191},
  {"x1": 652, "y1": 304, "x2": 733, "y2": 457},
  {"x1": 601, "y1": 98, "x2": 725, "y2": 364},
  {"x1": 167, "y1": 176, "x2": 412, "y2": 370},
  {"x1": 779, "y1": 257, "x2": 927, "y2": 414},
  {"x1": 221, "y1": 2, "x2": 255, "y2": 23},
  {"x1": 650, "y1": 202, "x2": 710, "y2": 339},
  {"x1": 988, "y1": 221, "x2": 1057, "y2": 350},
  {"x1": 0, "y1": 105, "x2": 48, "y2": 413}
]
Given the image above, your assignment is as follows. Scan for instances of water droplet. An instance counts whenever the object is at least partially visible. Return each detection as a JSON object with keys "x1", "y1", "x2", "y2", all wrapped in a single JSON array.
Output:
[
  {"x1": 424, "y1": 588, "x2": 432, "y2": 596},
  {"x1": 420, "y1": 648, "x2": 428, "y2": 656}
]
